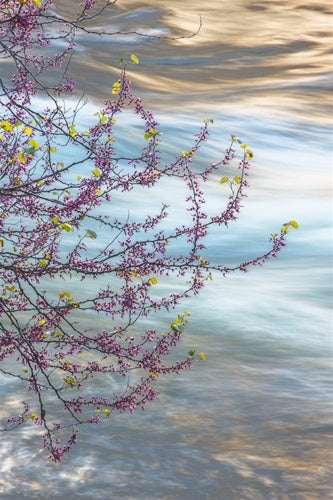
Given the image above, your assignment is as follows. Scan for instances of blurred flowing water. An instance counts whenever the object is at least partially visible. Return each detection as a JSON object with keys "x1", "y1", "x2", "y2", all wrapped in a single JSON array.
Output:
[{"x1": 0, "y1": 1, "x2": 332, "y2": 498}]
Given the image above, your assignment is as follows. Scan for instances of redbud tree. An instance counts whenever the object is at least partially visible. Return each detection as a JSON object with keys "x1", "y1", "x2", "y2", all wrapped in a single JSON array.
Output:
[{"x1": 0, "y1": 0, "x2": 298, "y2": 461}]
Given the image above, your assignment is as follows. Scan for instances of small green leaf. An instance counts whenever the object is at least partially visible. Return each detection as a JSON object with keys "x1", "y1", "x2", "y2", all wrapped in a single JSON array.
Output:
[
  {"x1": 144, "y1": 128, "x2": 159, "y2": 140},
  {"x1": 290, "y1": 220, "x2": 299, "y2": 229},
  {"x1": 25, "y1": 147, "x2": 36, "y2": 155},
  {"x1": 233, "y1": 175, "x2": 241, "y2": 184},
  {"x1": 91, "y1": 168, "x2": 101, "y2": 177},
  {"x1": 199, "y1": 352, "x2": 207, "y2": 361},
  {"x1": 246, "y1": 149, "x2": 253, "y2": 160},
  {"x1": 86, "y1": 229, "x2": 97, "y2": 240},
  {"x1": 219, "y1": 176, "x2": 229, "y2": 184},
  {"x1": 59, "y1": 222, "x2": 74, "y2": 232},
  {"x1": 28, "y1": 138, "x2": 39, "y2": 150},
  {"x1": 181, "y1": 150, "x2": 194, "y2": 157},
  {"x1": 130, "y1": 54, "x2": 139, "y2": 64},
  {"x1": 111, "y1": 81, "x2": 121, "y2": 95}
]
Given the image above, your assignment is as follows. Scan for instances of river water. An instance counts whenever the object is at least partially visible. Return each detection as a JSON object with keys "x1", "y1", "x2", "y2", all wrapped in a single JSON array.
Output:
[{"x1": 0, "y1": 1, "x2": 332, "y2": 498}]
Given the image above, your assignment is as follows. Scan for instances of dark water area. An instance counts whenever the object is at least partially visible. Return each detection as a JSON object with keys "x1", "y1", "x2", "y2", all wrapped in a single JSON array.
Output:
[{"x1": 0, "y1": 1, "x2": 332, "y2": 498}]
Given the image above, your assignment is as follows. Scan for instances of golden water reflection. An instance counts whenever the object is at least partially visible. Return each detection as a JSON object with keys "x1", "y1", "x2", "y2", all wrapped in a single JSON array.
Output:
[{"x1": 58, "y1": 0, "x2": 333, "y2": 122}]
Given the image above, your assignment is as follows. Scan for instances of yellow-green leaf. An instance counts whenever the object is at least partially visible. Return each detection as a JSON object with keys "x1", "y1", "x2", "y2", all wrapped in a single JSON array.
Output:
[
  {"x1": 59, "y1": 222, "x2": 74, "y2": 232},
  {"x1": 22, "y1": 126, "x2": 32, "y2": 135},
  {"x1": 181, "y1": 150, "x2": 194, "y2": 157},
  {"x1": 130, "y1": 54, "x2": 139, "y2": 64},
  {"x1": 290, "y1": 220, "x2": 299, "y2": 229},
  {"x1": 0, "y1": 120, "x2": 13, "y2": 132},
  {"x1": 149, "y1": 276, "x2": 158, "y2": 285},
  {"x1": 199, "y1": 352, "x2": 207, "y2": 361},
  {"x1": 112, "y1": 81, "x2": 121, "y2": 95},
  {"x1": 63, "y1": 376, "x2": 76, "y2": 387},
  {"x1": 170, "y1": 322, "x2": 181, "y2": 332},
  {"x1": 68, "y1": 124, "x2": 77, "y2": 137},
  {"x1": 219, "y1": 176, "x2": 229, "y2": 184},
  {"x1": 233, "y1": 175, "x2": 241, "y2": 184},
  {"x1": 91, "y1": 167, "x2": 101, "y2": 177},
  {"x1": 246, "y1": 149, "x2": 253, "y2": 160},
  {"x1": 17, "y1": 153, "x2": 26, "y2": 164},
  {"x1": 29, "y1": 138, "x2": 39, "y2": 150},
  {"x1": 144, "y1": 128, "x2": 159, "y2": 140}
]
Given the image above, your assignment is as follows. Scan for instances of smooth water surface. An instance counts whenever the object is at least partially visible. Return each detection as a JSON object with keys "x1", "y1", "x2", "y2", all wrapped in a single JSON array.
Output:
[{"x1": 0, "y1": 1, "x2": 332, "y2": 498}]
